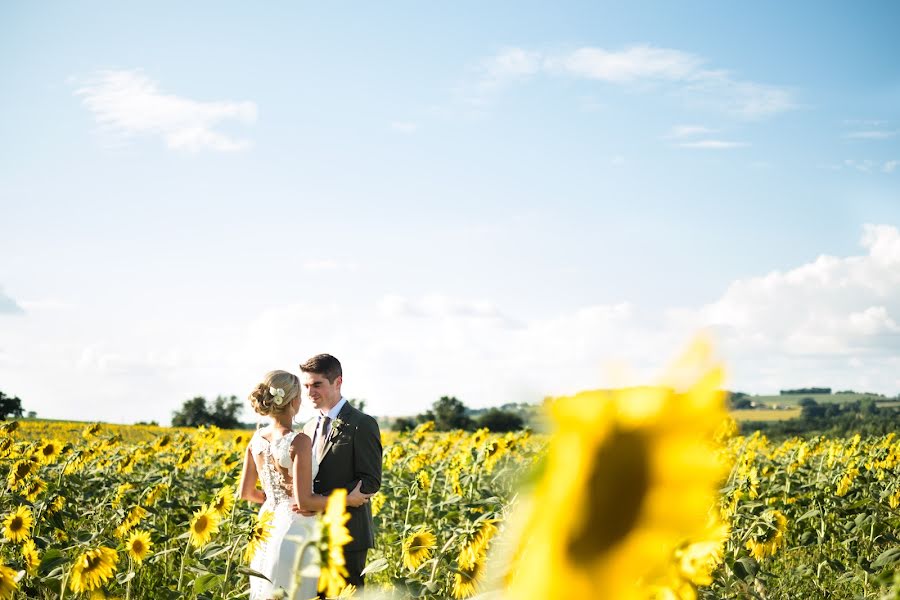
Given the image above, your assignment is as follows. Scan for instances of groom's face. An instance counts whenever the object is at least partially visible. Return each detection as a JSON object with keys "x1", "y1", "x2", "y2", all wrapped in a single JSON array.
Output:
[{"x1": 302, "y1": 372, "x2": 342, "y2": 411}]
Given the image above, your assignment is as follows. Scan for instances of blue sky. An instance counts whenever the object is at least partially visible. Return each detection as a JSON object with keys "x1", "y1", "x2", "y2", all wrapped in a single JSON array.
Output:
[{"x1": 1, "y1": 2, "x2": 899, "y2": 424}]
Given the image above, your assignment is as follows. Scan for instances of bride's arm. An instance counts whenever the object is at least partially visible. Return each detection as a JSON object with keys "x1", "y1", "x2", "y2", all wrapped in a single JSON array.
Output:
[
  {"x1": 292, "y1": 434, "x2": 372, "y2": 512},
  {"x1": 291, "y1": 434, "x2": 329, "y2": 512},
  {"x1": 238, "y1": 445, "x2": 266, "y2": 504}
]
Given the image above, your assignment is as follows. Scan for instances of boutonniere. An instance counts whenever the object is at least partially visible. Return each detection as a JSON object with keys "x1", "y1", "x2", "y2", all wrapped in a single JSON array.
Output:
[{"x1": 330, "y1": 418, "x2": 347, "y2": 436}]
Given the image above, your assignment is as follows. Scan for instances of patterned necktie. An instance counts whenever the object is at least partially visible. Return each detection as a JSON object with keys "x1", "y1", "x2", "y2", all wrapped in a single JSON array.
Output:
[{"x1": 315, "y1": 416, "x2": 331, "y2": 462}]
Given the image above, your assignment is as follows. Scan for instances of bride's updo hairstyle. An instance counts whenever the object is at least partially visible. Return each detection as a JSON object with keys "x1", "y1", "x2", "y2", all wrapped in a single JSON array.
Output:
[{"x1": 249, "y1": 370, "x2": 301, "y2": 416}]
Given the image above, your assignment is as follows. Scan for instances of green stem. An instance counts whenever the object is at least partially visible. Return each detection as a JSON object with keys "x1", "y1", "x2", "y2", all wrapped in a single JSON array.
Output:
[
  {"x1": 59, "y1": 567, "x2": 70, "y2": 600},
  {"x1": 403, "y1": 488, "x2": 414, "y2": 532},
  {"x1": 286, "y1": 539, "x2": 317, "y2": 600},
  {"x1": 176, "y1": 540, "x2": 191, "y2": 592},
  {"x1": 126, "y1": 557, "x2": 133, "y2": 600},
  {"x1": 221, "y1": 540, "x2": 241, "y2": 597},
  {"x1": 220, "y1": 504, "x2": 240, "y2": 595}
]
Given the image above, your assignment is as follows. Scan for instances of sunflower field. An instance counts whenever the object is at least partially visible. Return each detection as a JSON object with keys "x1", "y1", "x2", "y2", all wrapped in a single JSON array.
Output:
[{"x1": 4, "y1": 343, "x2": 900, "y2": 599}]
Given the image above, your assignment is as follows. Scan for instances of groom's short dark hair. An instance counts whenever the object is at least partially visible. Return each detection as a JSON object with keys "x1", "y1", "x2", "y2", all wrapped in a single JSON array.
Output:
[{"x1": 300, "y1": 354, "x2": 342, "y2": 383}]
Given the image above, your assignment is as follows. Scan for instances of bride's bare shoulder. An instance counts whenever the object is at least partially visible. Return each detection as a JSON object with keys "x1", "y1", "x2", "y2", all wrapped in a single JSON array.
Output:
[{"x1": 291, "y1": 431, "x2": 312, "y2": 450}]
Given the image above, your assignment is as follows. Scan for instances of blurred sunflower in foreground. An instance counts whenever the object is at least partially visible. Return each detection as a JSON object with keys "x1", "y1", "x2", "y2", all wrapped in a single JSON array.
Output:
[
  {"x1": 317, "y1": 489, "x2": 353, "y2": 598},
  {"x1": 504, "y1": 338, "x2": 729, "y2": 600}
]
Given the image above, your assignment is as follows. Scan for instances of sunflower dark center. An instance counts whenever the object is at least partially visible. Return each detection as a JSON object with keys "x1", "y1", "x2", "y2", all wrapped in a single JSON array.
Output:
[
  {"x1": 566, "y1": 428, "x2": 650, "y2": 564},
  {"x1": 10, "y1": 516, "x2": 23, "y2": 531}
]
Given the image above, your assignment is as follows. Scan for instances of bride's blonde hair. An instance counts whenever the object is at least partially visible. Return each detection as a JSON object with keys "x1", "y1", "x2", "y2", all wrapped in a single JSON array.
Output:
[{"x1": 249, "y1": 370, "x2": 301, "y2": 416}]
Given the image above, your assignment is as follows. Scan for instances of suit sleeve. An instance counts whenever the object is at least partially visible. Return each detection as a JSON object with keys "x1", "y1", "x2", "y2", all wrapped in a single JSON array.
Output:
[{"x1": 354, "y1": 415, "x2": 382, "y2": 494}]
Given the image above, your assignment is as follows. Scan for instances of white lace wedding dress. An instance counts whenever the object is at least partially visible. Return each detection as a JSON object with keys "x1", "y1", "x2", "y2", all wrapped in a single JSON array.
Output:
[{"x1": 248, "y1": 430, "x2": 319, "y2": 600}]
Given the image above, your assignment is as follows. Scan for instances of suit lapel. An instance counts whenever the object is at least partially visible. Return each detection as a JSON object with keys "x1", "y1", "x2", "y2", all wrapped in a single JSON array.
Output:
[{"x1": 320, "y1": 402, "x2": 353, "y2": 462}]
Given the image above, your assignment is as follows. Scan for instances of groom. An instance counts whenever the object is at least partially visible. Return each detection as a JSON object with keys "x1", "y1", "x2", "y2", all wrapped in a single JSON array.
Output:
[{"x1": 299, "y1": 354, "x2": 382, "y2": 591}]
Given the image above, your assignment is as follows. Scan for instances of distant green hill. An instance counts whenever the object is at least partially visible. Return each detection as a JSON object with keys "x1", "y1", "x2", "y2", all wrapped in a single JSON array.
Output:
[{"x1": 749, "y1": 392, "x2": 888, "y2": 407}]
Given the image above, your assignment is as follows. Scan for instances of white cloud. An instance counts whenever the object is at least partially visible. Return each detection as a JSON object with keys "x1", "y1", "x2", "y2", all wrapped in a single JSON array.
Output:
[
  {"x1": 884, "y1": 160, "x2": 899, "y2": 173},
  {"x1": 552, "y1": 45, "x2": 702, "y2": 83},
  {"x1": 677, "y1": 140, "x2": 749, "y2": 149},
  {"x1": 485, "y1": 47, "x2": 543, "y2": 80},
  {"x1": 390, "y1": 121, "x2": 418, "y2": 134},
  {"x1": 845, "y1": 129, "x2": 899, "y2": 140},
  {"x1": 466, "y1": 44, "x2": 795, "y2": 118},
  {"x1": 6, "y1": 226, "x2": 900, "y2": 423},
  {"x1": 844, "y1": 159, "x2": 875, "y2": 172},
  {"x1": 75, "y1": 70, "x2": 257, "y2": 152},
  {"x1": 0, "y1": 287, "x2": 24, "y2": 315},
  {"x1": 666, "y1": 124, "x2": 717, "y2": 139},
  {"x1": 689, "y1": 224, "x2": 900, "y2": 362},
  {"x1": 378, "y1": 294, "x2": 520, "y2": 327},
  {"x1": 301, "y1": 259, "x2": 359, "y2": 272}
]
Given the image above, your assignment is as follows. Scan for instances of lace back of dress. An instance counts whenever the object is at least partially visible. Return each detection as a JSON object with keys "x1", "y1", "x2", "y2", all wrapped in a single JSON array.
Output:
[{"x1": 252, "y1": 431, "x2": 296, "y2": 510}]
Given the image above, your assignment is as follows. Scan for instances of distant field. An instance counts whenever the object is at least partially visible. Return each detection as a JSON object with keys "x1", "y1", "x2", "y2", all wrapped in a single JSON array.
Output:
[
  {"x1": 748, "y1": 393, "x2": 886, "y2": 407},
  {"x1": 731, "y1": 408, "x2": 802, "y2": 422}
]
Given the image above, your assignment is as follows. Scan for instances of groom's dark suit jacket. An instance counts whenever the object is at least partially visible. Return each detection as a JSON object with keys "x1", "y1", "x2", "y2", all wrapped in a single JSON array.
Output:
[{"x1": 304, "y1": 401, "x2": 382, "y2": 551}]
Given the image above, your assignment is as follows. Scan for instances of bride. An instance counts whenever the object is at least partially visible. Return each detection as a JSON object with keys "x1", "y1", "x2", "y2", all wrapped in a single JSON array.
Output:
[{"x1": 238, "y1": 370, "x2": 371, "y2": 600}]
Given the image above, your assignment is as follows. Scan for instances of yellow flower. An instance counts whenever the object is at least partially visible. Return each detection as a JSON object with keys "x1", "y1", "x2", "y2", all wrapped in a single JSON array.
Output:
[
  {"x1": 88, "y1": 589, "x2": 123, "y2": 600},
  {"x1": 483, "y1": 438, "x2": 508, "y2": 473},
  {"x1": 416, "y1": 470, "x2": 431, "y2": 491},
  {"x1": 402, "y1": 527, "x2": 436, "y2": 571},
  {"x1": 0, "y1": 563, "x2": 18, "y2": 600},
  {"x1": 143, "y1": 482, "x2": 168, "y2": 507},
  {"x1": 889, "y1": 489, "x2": 900, "y2": 510},
  {"x1": 115, "y1": 506, "x2": 149, "y2": 538},
  {"x1": 82, "y1": 423, "x2": 102, "y2": 438},
  {"x1": 7, "y1": 459, "x2": 36, "y2": 489},
  {"x1": 22, "y1": 477, "x2": 47, "y2": 502},
  {"x1": 745, "y1": 510, "x2": 788, "y2": 560},
  {"x1": 460, "y1": 519, "x2": 498, "y2": 566},
  {"x1": 126, "y1": 530, "x2": 152, "y2": 563},
  {"x1": 175, "y1": 448, "x2": 193, "y2": 470},
  {"x1": 69, "y1": 547, "x2": 118, "y2": 594},
  {"x1": 188, "y1": 505, "x2": 220, "y2": 548},
  {"x1": 210, "y1": 485, "x2": 235, "y2": 518},
  {"x1": 371, "y1": 493, "x2": 386, "y2": 516},
  {"x1": 3, "y1": 506, "x2": 33, "y2": 543},
  {"x1": 504, "y1": 338, "x2": 728, "y2": 600},
  {"x1": 112, "y1": 483, "x2": 133, "y2": 507},
  {"x1": 453, "y1": 550, "x2": 486, "y2": 599},
  {"x1": 836, "y1": 466, "x2": 859, "y2": 497},
  {"x1": 244, "y1": 510, "x2": 274, "y2": 563},
  {"x1": 34, "y1": 439, "x2": 62, "y2": 464},
  {"x1": 21, "y1": 539, "x2": 40, "y2": 575},
  {"x1": 0, "y1": 437, "x2": 13, "y2": 459},
  {"x1": 46, "y1": 495, "x2": 66, "y2": 516},
  {"x1": 318, "y1": 489, "x2": 353, "y2": 598}
]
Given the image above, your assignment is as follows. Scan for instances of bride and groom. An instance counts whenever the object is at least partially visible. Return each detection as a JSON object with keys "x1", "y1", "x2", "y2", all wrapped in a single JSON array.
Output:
[{"x1": 238, "y1": 354, "x2": 383, "y2": 599}]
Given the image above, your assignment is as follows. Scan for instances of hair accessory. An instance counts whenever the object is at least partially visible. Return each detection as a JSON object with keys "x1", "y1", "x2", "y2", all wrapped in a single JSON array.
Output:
[{"x1": 269, "y1": 387, "x2": 287, "y2": 405}]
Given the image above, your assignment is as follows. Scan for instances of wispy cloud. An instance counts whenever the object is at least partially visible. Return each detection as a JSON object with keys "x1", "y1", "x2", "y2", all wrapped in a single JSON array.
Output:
[
  {"x1": 666, "y1": 124, "x2": 718, "y2": 139},
  {"x1": 845, "y1": 129, "x2": 899, "y2": 140},
  {"x1": 678, "y1": 140, "x2": 749, "y2": 150},
  {"x1": 390, "y1": 121, "x2": 418, "y2": 134},
  {"x1": 665, "y1": 124, "x2": 747, "y2": 149},
  {"x1": 884, "y1": 160, "x2": 900, "y2": 173},
  {"x1": 0, "y1": 287, "x2": 24, "y2": 315},
  {"x1": 301, "y1": 259, "x2": 359, "y2": 272},
  {"x1": 75, "y1": 70, "x2": 257, "y2": 152},
  {"x1": 378, "y1": 294, "x2": 521, "y2": 327},
  {"x1": 551, "y1": 45, "x2": 702, "y2": 83},
  {"x1": 465, "y1": 44, "x2": 795, "y2": 119}
]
